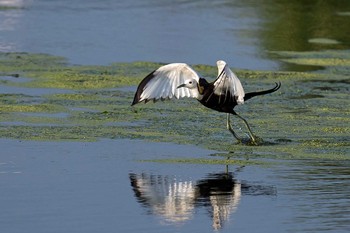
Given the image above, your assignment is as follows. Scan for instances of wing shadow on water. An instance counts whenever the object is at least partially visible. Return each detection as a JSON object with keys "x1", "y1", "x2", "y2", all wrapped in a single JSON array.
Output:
[{"x1": 129, "y1": 167, "x2": 276, "y2": 230}]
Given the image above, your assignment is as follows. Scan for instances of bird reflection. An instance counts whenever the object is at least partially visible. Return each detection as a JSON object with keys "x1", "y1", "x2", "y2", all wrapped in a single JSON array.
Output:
[
  {"x1": 129, "y1": 173, "x2": 195, "y2": 223},
  {"x1": 129, "y1": 171, "x2": 276, "y2": 230},
  {"x1": 196, "y1": 173, "x2": 241, "y2": 230}
]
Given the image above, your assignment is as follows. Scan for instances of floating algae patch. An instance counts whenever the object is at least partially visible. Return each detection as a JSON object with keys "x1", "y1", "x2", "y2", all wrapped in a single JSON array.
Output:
[
  {"x1": 337, "y1": 11, "x2": 350, "y2": 16},
  {"x1": 0, "y1": 52, "x2": 157, "y2": 90},
  {"x1": 0, "y1": 103, "x2": 65, "y2": 113},
  {"x1": 273, "y1": 50, "x2": 350, "y2": 69},
  {"x1": 282, "y1": 58, "x2": 350, "y2": 67},
  {"x1": 308, "y1": 38, "x2": 341, "y2": 45},
  {"x1": 139, "y1": 158, "x2": 266, "y2": 166},
  {"x1": 0, "y1": 52, "x2": 349, "y2": 160},
  {"x1": 0, "y1": 52, "x2": 67, "y2": 74},
  {"x1": 25, "y1": 70, "x2": 134, "y2": 90}
]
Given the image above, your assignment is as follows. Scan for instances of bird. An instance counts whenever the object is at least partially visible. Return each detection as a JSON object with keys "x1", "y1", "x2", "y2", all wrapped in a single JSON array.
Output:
[{"x1": 131, "y1": 60, "x2": 281, "y2": 144}]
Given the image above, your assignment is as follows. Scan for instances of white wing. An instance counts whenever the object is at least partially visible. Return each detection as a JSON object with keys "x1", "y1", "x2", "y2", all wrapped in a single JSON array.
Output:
[
  {"x1": 213, "y1": 60, "x2": 245, "y2": 104},
  {"x1": 132, "y1": 63, "x2": 200, "y2": 105}
]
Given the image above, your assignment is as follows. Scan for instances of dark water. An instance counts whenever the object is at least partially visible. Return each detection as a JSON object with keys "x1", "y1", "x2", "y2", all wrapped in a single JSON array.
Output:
[{"x1": 1, "y1": 0, "x2": 350, "y2": 70}]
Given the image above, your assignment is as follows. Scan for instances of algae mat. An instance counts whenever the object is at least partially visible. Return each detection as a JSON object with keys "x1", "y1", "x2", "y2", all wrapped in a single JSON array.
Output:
[{"x1": 0, "y1": 52, "x2": 349, "y2": 160}]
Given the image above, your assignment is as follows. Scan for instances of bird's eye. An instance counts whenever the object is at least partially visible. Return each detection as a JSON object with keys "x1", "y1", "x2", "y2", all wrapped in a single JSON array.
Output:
[{"x1": 189, "y1": 81, "x2": 192, "y2": 84}]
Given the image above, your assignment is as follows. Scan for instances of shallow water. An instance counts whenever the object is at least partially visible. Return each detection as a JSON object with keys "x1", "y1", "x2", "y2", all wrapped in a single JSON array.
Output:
[
  {"x1": 1, "y1": 139, "x2": 349, "y2": 233},
  {"x1": 1, "y1": 0, "x2": 350, "y2": 70}
]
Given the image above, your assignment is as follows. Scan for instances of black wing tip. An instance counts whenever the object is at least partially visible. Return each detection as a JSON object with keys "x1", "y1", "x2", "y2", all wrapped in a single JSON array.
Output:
[
  {"x1": 131, "y1": 92, "x2": 142, "y2": 106},
  {"x1": 131, "y1": 96, "x2": 173, "y2": 106},
  {"x1": 131, "y1": 70, "x2": 158, "y2": 106},
  {"x1": 131, "y1": 99, "x2": 149, "y2": 106}
]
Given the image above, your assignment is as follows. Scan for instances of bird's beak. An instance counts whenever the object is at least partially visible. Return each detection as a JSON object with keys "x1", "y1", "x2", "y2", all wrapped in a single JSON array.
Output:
[{"x1": 177, "y1": 84, "x2": 186, "y2": 89}]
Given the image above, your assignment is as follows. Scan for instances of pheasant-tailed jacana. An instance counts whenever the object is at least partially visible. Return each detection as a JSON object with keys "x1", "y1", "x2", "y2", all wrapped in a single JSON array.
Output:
[{"x1": 132, "y1": 60, "x2": 281, "y2": 144}]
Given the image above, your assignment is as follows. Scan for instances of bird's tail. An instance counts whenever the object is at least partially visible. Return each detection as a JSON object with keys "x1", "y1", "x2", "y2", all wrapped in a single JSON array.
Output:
[{"x1": 244, "y1": 82, "x2": 281, "y2": 101}]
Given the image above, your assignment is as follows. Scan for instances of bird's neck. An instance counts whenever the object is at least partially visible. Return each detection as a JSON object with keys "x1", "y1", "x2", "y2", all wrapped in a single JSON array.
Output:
[
  {"x1": 198, "y1": 78, "x2": 209, "y2": 94},
  {"x1": 198, "y1": 84, "x2": 205, "y2": 95},
  {"x1": 196, "y1": 78, "x2": 209, "y2": 100}
]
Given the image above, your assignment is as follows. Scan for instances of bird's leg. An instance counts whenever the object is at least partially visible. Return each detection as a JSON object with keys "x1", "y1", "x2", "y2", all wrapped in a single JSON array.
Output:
[
  {"x1": 226, "y1": 113, "x2": 242, "y2": 142},
  {"x1": 235, "y1": 114, "x2": 257, "y2": 144}
]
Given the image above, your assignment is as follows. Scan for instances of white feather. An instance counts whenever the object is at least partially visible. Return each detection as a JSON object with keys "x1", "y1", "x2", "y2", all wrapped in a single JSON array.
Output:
[
  {"x1": 139, "y1": 63, "x2": 200, "y2": 102},
  {"x1": 214, "y1": 60, "x2": 245, "y2": 104}
]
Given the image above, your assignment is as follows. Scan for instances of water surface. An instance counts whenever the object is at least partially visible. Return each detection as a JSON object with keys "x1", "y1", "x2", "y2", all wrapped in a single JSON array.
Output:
[
  {"x1": 1, "y1": 139, "x2": 349, "y2": 233},
  {"x1": 1, "y1": 0, "x2": 350, "y2": 70}
]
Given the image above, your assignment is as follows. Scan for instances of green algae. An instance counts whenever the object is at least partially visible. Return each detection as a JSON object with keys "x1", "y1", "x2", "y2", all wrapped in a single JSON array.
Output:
[
  {"x1": 274, "y1": 50, "x2": 350, "y2": 68},
  {"x1": 0, "y1": 51, "x2": 349, "y2": 162},
  {"x1": 337, "y1": 11, "x2": 350, "y2": 16},
  {"x1": 0, "y1": 104, "x2": 65, "y2": 113},
  {"x1": 308, "y1": 38, "x2": 341, "y2": 45},
  {"x1": 139, "y1": 158, "x2": 266, "y2": 166},
  {"x1": 0, "y1": 6, "x2": 24, "y2": 10},
  {"x1": 0, "y1": 53, "x2": 157, "y2": 90},
  {"x1": 282, "y1": 58, "x2": 350, "y2": 67}
]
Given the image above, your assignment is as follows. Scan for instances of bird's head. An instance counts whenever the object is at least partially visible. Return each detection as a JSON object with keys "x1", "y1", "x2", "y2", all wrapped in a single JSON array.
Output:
[{"x1": 177, "y1": 79, "x2": 198, "y2": 90}]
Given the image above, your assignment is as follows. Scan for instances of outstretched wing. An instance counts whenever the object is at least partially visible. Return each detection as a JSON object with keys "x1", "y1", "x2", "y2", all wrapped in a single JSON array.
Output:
[
  {"x1": 132, "y1": 63, "x2": 200, "y2": 105},
  {"x1": 212, "y1": 60, "x2": 245, "y2": 105}
]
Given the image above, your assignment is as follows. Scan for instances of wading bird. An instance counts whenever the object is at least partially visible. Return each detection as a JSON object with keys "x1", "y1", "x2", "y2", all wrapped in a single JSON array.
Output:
[{"x1": 132, "y1": 60, "x2": 281, "y2": 144}]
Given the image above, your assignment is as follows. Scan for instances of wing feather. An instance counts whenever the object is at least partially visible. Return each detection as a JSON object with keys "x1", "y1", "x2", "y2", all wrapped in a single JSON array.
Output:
[
  {"x1": 213, "y1": 60, "x2": 245, "y2": 105},
  {"x1": 132, "y1": 63, "x2": 200, "y2": 105}
]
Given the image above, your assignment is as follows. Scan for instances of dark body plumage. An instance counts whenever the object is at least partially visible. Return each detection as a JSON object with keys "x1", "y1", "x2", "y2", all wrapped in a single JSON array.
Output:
[{"x1": 197, "y1": 78, "x2": 281, "y2": 115}]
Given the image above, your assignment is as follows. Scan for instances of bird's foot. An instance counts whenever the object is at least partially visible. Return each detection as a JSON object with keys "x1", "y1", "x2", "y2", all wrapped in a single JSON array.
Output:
[{"x1": 234, "y1": 135, "x2": 263, "y2": 146}]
